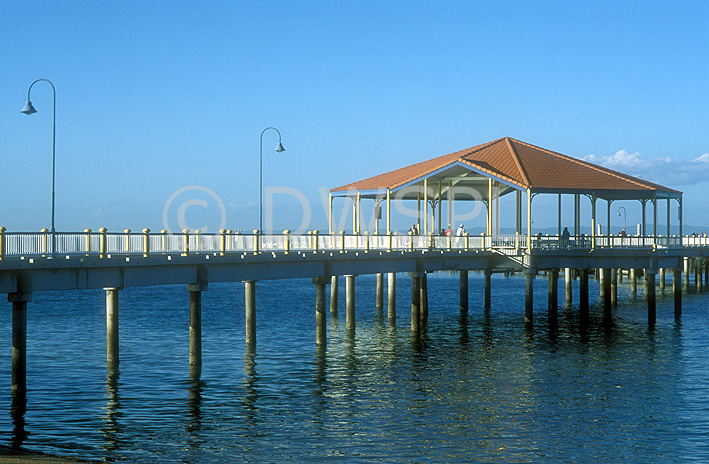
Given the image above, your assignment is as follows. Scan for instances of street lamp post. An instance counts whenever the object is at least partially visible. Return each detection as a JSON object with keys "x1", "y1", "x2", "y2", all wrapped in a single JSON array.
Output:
[
  {"x1": 617, "y1": 206, "x2": 627, "y2": 232},
  {"x1": 21, "y1": 78, "x2": 57, "y2": 255},
  {"x1": 259, "y1": 127, "x2": 285, "y2": 233}
]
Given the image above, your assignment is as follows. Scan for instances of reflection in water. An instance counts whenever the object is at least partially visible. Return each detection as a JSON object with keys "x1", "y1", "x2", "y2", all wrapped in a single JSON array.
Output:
[
  {"x1": 10, "y1": 390, "x2": 27, "y2": 449},
  {"x1": 101, "y1": 365, "x2": 123, "y2": 454},
  {"x1": 0, "y1": 276, "x2": 704, "y2": 463},
  {"x1": 185, "y1": 376, "x2": 204, "y2": 455},
  {"x1": 243, "y1": 347, "x2": 258, "y2": 425}
]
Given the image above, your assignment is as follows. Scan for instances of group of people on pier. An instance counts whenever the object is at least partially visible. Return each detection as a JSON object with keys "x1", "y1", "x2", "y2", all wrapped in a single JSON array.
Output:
[{"x1": 408, "y1": 224, "x2": 467, "y2": 236}]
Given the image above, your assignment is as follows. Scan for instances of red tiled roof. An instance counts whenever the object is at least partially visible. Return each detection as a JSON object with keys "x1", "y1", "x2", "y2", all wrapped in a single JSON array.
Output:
[{"x1": 331, "y1": 137, "x2": 681, "y2": 195}]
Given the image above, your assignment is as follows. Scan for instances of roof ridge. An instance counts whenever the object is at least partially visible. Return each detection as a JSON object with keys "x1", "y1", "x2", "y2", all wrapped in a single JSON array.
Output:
[
  {"x1": 509, "y1": 138, "x2": 665, "y2": 191},
  {"x1": 505, "y1": 137, "x2": 530, "y2": 187},
  {"x1": 391, "y1": 138, "x2": 508, "y2": 189}
]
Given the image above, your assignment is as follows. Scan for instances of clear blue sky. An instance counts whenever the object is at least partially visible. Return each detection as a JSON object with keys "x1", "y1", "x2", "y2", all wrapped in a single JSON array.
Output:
[{"x1": 1, "y1": 1, "x2": 707, "y2": 234}]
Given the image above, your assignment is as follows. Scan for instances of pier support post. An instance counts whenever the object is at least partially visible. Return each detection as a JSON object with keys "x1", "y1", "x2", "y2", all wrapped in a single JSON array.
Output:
[
  {"x1": 410, "y1": 272, "x2": 422, "y2": 336},
  {"x1": 630, "y1": 268, "x2": 637, "y2": 294},
  {"x1": 673, "y1": 269, "x2": 682, "y2": 318},
  {"x1": 548, "y1": 269, "x2": 558, "y2": 324},
  {"x1": 330, "y1": 276, "x2": 338, "y2": 317},
  {"x1": 376, "y1": 273, "x2": 384, "y2": 312},
  {"x1": 659, "y1": 268, "x2": 665, "y2": 290},
  {"x1": 524, "y1": 269, "x2": 534, "y2": 326},
  {"x1": 579, "y1": 269, "x2": 589, "y2": 325},
  {"x1": 189, "y1": 283, "x2": 205, "y2": 378},
  {"x1": 460, "y1": 270, "x2": 468, "y2": 315},
  {"x1": 684, "y1": 257, "x2": 689, "y2": 288},
  {"x1": 244, "y1": 281, "x2": 256, "y2": 347},
  {"x1": 314, "y1": 277, "x2": 326, "y2": 346},
  {"x1": 603, "y1": 268, "x2": 612, "y2": 315},
  {"x1": 599, "y1": 268, "x2": 606, "y2": 299},
  {"x1": 8, "y1": 292, "x2": 30, "y2": 396},
  {"x1": 105, "y1": 287, "x2": 121, "y2": 367},
  {"x1": 421, "y1": 273, "x2": 428, "y2": 324},
  {"x1": 565, "y1": 268, "x2": 572, "y2": 304},
  {"x1": 484, "y1": 269, "x2": 492, "y2": 310},
  {"x1": 611, "y1": 268, "x2": 618, "y2": 305},
  {"x1": 646, "y1": 271, "x2": 656, "y2": 325},
  {"x1": 387, "y1": 272, "x2": 396, "y2": 325},
  {"x1": 346, "y1": 275, "x2": 356, "y2": 331},
  {"x1": 697, "y1": 259, "x2": 703, "y2": 291}
]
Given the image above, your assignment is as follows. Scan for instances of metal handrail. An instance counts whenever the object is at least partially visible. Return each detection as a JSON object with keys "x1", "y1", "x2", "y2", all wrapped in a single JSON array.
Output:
[{"x1": 0, "y1": 229, "x2": 698, "y2": 259}]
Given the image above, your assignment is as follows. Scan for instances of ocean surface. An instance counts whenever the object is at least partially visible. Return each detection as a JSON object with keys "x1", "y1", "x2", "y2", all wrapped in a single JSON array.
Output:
[{"x1": 0, "y1": 271, "x2": 708, "y2": 463}]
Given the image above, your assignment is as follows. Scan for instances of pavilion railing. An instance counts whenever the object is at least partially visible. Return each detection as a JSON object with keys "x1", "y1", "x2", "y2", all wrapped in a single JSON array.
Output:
[{"x1": 0, "y1": 227, "x2": 696, "y2": 260}]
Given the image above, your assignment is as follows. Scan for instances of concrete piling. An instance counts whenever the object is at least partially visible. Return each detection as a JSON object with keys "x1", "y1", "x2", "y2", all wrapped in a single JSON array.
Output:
[
  {"x1": 524, "y1": 270, "x2": 534, "y2": 326},
  {"x1": 673, "y1": 269, "x2": 682, "y2": 318},
  {"x1": 565, "y1": 268, "x2": 572, "y2": 304},
  {"x1": 579, "y1": 269, "x2": 589, "y2": 325},
  {"x1": 244, "y1": 281, "x2": 256, "y2": 347},
  {"x1": 376, "y1": 273, "x2": 384, "y2": 312},
  {"x1": 105, "y1": 287, "x2": 120, "y2": 366},
  {"x1": 346, "y1": 275, "x2": 355, "y2": 331},
  {"x1": 410, "y1": 272, "x2": 422, "y2": 335},
  {"x1": 484, "y1": 269, "x2": 492, "y2": 310},
  {"x1": 9, "y1": 294, "x2": 29, "y2": 396},
  {"x1": 460, "y1": 270, "x2": 468, "y2": 315},
  {"x1": 548, "y1": 269, "x2": 558, "y2": 323},
  {"x1": 188, "y1": 283, "x2": 205, "y2": 378},
  {"x1": 421, "y1": 273, "x2": 428, "y2": 324},
  {"x1": 314, "y1": 277, "x2": 326, "y2": 346},
  {"x1": 603, "y1": 268, "x2": 612, "y2": 314},
  {"x1": 647, "y1": 271, "x2": 656, "y2": 325},
  {"x1": 387, "y1": 272, "x2": 396, "y2": 325},
  {"x1": 330, "y1": 275, "x2": 338, "y2": 317}
]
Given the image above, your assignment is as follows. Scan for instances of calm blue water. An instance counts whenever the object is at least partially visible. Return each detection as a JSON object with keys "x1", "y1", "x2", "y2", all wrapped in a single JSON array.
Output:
[{"x1": 0, "y1": 272, "x2": 708, "y2": 463}]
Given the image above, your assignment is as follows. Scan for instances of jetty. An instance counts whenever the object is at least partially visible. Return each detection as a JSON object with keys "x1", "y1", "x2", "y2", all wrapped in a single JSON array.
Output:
[{"x1": 2, "y1": 136, "x2": 707, "y2": 400}]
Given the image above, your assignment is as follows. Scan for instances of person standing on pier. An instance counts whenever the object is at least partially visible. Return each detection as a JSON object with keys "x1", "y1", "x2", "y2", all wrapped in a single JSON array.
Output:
[{"x1": 561, "y1": 226, "x2": 571, "y2": 247}]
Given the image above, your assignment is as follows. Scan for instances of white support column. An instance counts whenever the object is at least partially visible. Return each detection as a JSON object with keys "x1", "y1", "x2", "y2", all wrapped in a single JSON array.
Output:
[
  {"x1": 386, "y1": 189, "x2": 391, "y2": 234},
  {"x1": 558, "y1": 194, "x2": 562, "y2": 236},
  {"x1": 591, "y1": 193, "x2": 597, "y2": 249},
  {"x1": 417, "y1": 190, "x2": 421, "y2": 233},
  {"x1": 487, "y1": 178, "x2": 493, "y2": 237},
  {"x1": 328, "y1": 193, "x2": 333, "y2": 235},
  {"x1": 356, "y1": 192, "x2": 361, "y2": 235},
  {"x1": 423, "y1": 180, "x2": 428, "y2": 235},
  {"x1": 516, "y1": 190, "x2": 522, "y2": 235},
  {"x1": 607, "y1": 199, "x2": 612, "y2": 241},
  {"x1": 574, "y1": 193, "x2": 580, "y2": 237},
  {"x1": 679, "y1": 197, "x2": 683, "y2": 237},
  {"x1": 526, "y1": 189, "x2": 532, "y2": 250},
  {"x1": 666, "y1": 197, "x2": 671, "y2": 237},
  {"x1": 437, "y1": 180, "x2": 443, "y2": 231},
  {"x1": 495, "y1": 182, "x2": 500, "y2": 236},
  {"x1": 448, "y1": 180, "x2": 452, "y2": 231},
  {"x1": 653, "y1": 193, "x2": 657, "y2": 241}
]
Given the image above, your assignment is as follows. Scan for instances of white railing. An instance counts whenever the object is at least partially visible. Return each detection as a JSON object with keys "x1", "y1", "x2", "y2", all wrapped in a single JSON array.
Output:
[{"x1": 0, "y1": 228, "x2": 698, "y2": 260}]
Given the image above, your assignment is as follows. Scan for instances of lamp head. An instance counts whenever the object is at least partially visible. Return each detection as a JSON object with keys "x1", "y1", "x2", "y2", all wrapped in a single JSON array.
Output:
[
  {"x1": 274, "y1": 142, "x2": 285, "y2": 153},
  {"x1": 21, "y1": 101, "x2": 37, "y2": 115}
]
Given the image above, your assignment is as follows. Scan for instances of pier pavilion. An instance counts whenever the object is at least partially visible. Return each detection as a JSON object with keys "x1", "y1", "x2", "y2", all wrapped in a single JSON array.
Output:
[{"x1": 328, "y1": 137, "x2": 683, "y2": 240}]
